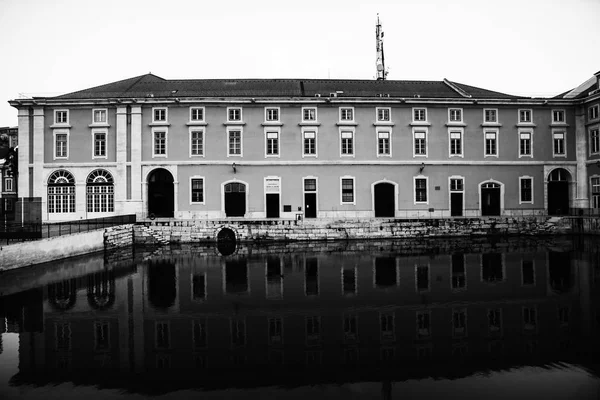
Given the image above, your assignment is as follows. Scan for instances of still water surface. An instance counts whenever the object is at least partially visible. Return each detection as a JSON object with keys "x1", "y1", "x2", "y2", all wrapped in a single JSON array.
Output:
[{"x1": 1, "y1": 237, "x2": 599, "y2": 399}]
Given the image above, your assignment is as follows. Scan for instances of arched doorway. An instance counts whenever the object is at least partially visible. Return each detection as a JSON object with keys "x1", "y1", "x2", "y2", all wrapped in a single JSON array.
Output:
[
  {"x1": 374, "y1": 182, "x2": 395, "y2": 217},
  {"x1": 224, "y1": 182, "x2": 246, "y2": 217},
  {"x1": 481, "y1": 182, "x2": 501, "y2": 216},
  {"x1": 147, "y1": 168, "x2": 174, "y2": 218},
  {"x1": 547, "y1": 168, "x2": 570, "y2": 216}
]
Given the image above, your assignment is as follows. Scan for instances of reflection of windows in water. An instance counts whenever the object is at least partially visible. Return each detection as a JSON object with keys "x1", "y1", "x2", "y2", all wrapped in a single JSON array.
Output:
[
  {"x1": 344, "y1": 314, "x2": 358, "y2": 343},
  {"x1": 230, "y1": 319, "x2": 246, "y2": 347},
  {"x1": 193, "y1": 320, "x2": 207, "y2": 349},
  {"x1": 375, "y1": 257, "x2": 397, "y2": 287},
  {"x1": 56, "y1": 355, "x2": 71, "y2": 369},
  {"x1": 488, "y1": 309, "x2": 502, "y2": 334},
  {"x1": 305, "y1": 350, "x2": 322, "y2": 365},
  {"x1": 416, "y1": 345, "x2": 432, "y2": 360},
  {"x1": 192, "y1": 274, "x2": 206, "y2": 300},
  {"x1": 306, "y1": 316, "x2": 321, "y2": 346},
  {"x1": 416, "y1": 265, "x2": 430, "y2": 292},
  {"x1": 342, "y1": 267, "x2": 357, "y2": 295},
  {"x1": 451, "y1": 254, "x2": 465, "y2": 289},
  {"x1": 231, "y1": 353, "x2": 246, "y2": 366},
  {"x1": 380, "y1": 312, "x2": 395, "y2": 342},
  {"x1": 156, "y1": 355, "x2": 170, "y2": 369},
  {"x1": 453, "y1": 309, "x2": 467, "y2": 337},
  {"x1": 343, "y1": 347, "x2": 359, "y2": 365},
  {"x1": 148, "y1": 261, "x2": 177, "y2": 309},
  {"x1": 55, "y1": 323, "x2": 71, "y2": 350},
  {"x1": 558, "y1": 307, "x2": 570, "y2": 328},
  {"x1": 482, "y1": 253, "x2": 503, "y2": 282},
  {"x1": 94, "y1": 322, "x2": 110, "y2": 351},
  {"x1": 156, "y1": 322, "x2": 170, "y2": 349},
  {"x1": 523, "y1": 307, "x2": 537, "y2": 332},
  {"x1": 452, "y1": 343, "x2": 468, "y2": 358},
  {"x1": 48, "y1": 279, "x2": 77, "y2": 311},
  {"x1": 548, "y1": 252, "x2": 572, "y2": 293},
  {"x1": 194, "y1": 354, "x2": 207, "y2": 368},
  {"x1": 525, "y1": 340, "x2": 538, "y2": 354},
  {"x1": 87, "y1": 271, "x2": 115, "y2": 310},
  {"x1": 225, "y1": 259, "x2": 248, "y2": 294},
  {"x1": 522, "y1": 260, "x2": 535, "y2": 285},
  {"x1": 269, "y1": 317, "x2": 283, "y2": 345},
  {"x1": 305, "y1": 258, "x2": 319, "y2": 296},
  {"x1": 416, "y1": 311, "x2": 431, "y2": 338},
  {"x1": 266, "y1": 258, "x2": 283, "y2": 299},
  {"x1": 380, "y1": 347, "x2": 395, "y2": 362}
]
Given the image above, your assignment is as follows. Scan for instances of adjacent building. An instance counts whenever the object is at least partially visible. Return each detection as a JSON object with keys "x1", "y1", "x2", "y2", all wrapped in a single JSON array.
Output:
[
  {"x1": 7, "y1": 71, "x2": 600, "y2": 222},
  {"x1": 0, "y1": 126, "x2": 18, "y2": 220}
]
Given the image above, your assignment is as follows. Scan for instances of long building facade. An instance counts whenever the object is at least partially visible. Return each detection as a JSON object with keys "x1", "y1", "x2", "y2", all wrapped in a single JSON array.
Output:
[{"x1": 8, "y1": 72, "x2": 600, "y2": 222}]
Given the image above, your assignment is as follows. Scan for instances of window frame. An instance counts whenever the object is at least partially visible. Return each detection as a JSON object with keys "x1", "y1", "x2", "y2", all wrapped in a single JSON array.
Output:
[
  {"x1": 339, "y1": 128, "x2": 355, "y2": 157},
  {"x1": 484, "y1": 129, "x2": 498, "y2": 157},
  {"x1": 339, "y1": 107, "x2": 355, "y2": 122},
  {"x1": 189, "y1": 107, "x2": 205, "y2": 123},
  {"x1": 590, "y1": 175, "x2": 600, "y2": 209},
  {"x1": 589, "y1": 126, "x2": 600, "y2": 156},
  {"x1": 152, "y1": 128, "x2": 168, "y2": 158},
  {"x1": 340, "y1": 176, "x2": 356, "y2": 205},
  {"x1": 412, "y1": 107, "x2": 427, "y2": 122},
  {"x1": 376, "y1": 128, "x2": 392, "y2": 157},
  {"x1": 227, "y1": 127, "x2": 243, "y2": 157},
  {"x1": 302, "y1": 128, "x2": 318, "y2": 158},
  {"x1": 448, "y1": 108, "x2": 463, "y2": 123},
  {"x1": 552, "y1": 129, "x2": 567, "y2": 158},
  {"x1": 264, "y1": 107, "x2": 280, "y2": 123},
  {"x1": 92, "y1": 108, "x2": 108, "y2": 124},
  {"x1": 412, "y1": 128, "x2": 428, "y2": 157},
  {"x1": 54, "y1": 109, "x2": 69, "y2": 125},
  {"x1": 190, "y1": 176, "x2": 205, "y2": 205},
  {"x1": 448, "y1": 128, "x2": 464, "y2": 158},
  {"x1": 518, "y1": 109, "x2": 532, "y2": 123},
  {"x1": 483, "y1": 108, "x2": 498, "y2": 124},
  {"x1": 92, "y1": 129, "x2": 108, "y2": 159},
  {"x1": 588, "y1": 105, "x2": 599, "y2": 122},
  {"x1": 518, "y1": 129, "x2": 533, "y2": 158},
  {"x1": 227, "y1": 107, "x2": 243, "y2": 122},
  {"x1": 376, "y1": 107, "x2": 391, "y2": 122},
  {"x1": 265, "y1": 128, "x2": 280, "y2": 158},
  {"x1": 53, "y1": 129, "x2": 69, "y2": 160},
  {"x1": 189, "y1": 128, "x2": 205, "y2": 157},
  {"x1": 414, "y1": 176, "x2": 429, "y2": 205},
  {"x1": 519, "y1": 176, "x2": 534, "y2": 204},
  {"x1": 551, "y1": 109, "x2": 565, "y2": 124},
  {"x1": 5, "y1": 177, "x2": 14, "y2": 192},
  {"x1": 152, "y1": 107, "x2": 168, "y2": 123},
  {"x1": 302, "y1": 107, "x2": 317, "y2": 122}
]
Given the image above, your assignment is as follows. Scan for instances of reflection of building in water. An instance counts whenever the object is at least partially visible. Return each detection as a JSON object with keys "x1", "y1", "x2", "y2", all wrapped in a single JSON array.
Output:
[{"x1": 5, "y1": 248, "x2": 599, "y2": 392}]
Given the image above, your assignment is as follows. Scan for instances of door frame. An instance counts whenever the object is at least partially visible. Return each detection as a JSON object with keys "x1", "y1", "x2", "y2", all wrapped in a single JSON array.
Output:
[
  {"x1": 145, "y1": 166, "x2": 176, "y2": 218},
  {"x1": 448, "y1": 175, "x2": 465, "y2": 217},
  {"x1": 302, "y1": 176, "x2": 319, "y2": 218},
  {"x1": 264, "y1": 176, "x2": 281, "y2": 218},
  {"x1": 478, "y1": 179, "x2": 504, "y2": 217},
  {"x1": 221, "y1": 179, "x2": 249, "y2": 218},
  {"x1": 371, "y1": 179, "x2": 398, "y2": 218},
  {"x1": 545, "y1": 167, "x2": 572, "y2": 215}
]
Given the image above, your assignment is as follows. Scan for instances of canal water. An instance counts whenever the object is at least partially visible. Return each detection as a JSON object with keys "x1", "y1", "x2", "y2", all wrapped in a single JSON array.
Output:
[{"x1": 1, "y1": 236, "x2": 599, "y2": 399}]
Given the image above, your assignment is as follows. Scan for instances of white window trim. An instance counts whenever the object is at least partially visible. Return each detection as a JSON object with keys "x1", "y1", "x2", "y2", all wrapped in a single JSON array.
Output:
[
  {"x1": 189, "y1": 106, "x2": 205, "y2": 123},
  {"x1": 339, "y1": 107, "x2": 355, "y2": 122},
  {"x1": 376, "y1": 107, "x2": 391, "y2": 122},
  {"x1": 152, "y1": 127, "x2": 168, "y2": 158},
  {"x1": 339, "y1": 128, "x2": 355, "y2": 158},
  {"x1": 412, "y1": 128, "x2": 428, "y2": 158},
  {"x1": 589, "y1": 125, "x2": 600, "y2": 156},
  {"x1": 54, "y1": 109, "x2": 69, "y2": 125},
  {"x1": 302, "y1": 128, "x2": 318, "y2": 158},
  {"x1": 264, "y1": 107, "x2": 281, "y2": 123},
  {"x1": 91, "y1": 108, "x2": 108, "y2": 125},
  {"x1": 551, "y1": 109, "x2": 565, "y2": 124},
  {"x1": 53, "y1": 129, "x2": 70, "y2": 160},
  {"x1": 448, "y1": 175, "x2": 465, "y2": 216},
  {"x1": 412, "y1": 107, "x2": 427, "y2": 123},
  {"x1": 227, "y1": 127, "x2": 243, "y2": 157},
  {"x1": 518, "y1": 108, "x2": 533, "y2": 123},
  {"x1": 91, "y1": 128, "x2": 108, "y2": 160},
  {"x1": 590, "y1": 175, "x2": 600, "y2": 209},
  {"x1": 340, "y1": 176, "x2": 356, "y2": 205},
  {"x1": 190, "y1": 175, "x2": 206, "y2": 205},
  {"x1": 227, "y1": 107, "x2": 243, "y2": 123},
  {"x1": 376, "y1": 127, "x2": 392, "y2": 157},
  {"x1": 518, "y1": 128, "x2": 534, "y2": 158},
  {"x1": 302, "y1": 106, "x2": 318, "y2": 123},
  {"x1": 413, "y1": 175, "x2": 429, "y2": 205},
  {"x1": 483, "y1": 129, "x2": 499, "y2": 158},
  {"x1": 448, "y1": 128, "x2": 464, "y2": 158},
  {"x1": 588, "y1": 105, "x2": 599, "y2": 122},
  {"x1": 265, "y1": 127, "x2": 281, "y2": 158},
  {"x1": 483, "y1": 108, "x2": 498, "y2": 124},
  {"x1": 5, "y1": 177, "x2": 14, "y2": 192},
  {"x1": 448, "y1": 108, "x2": 463, "y2": 123},
  {"x1": 189, "y1": 128, "x2": 205, "y2": 158},
  {"x1": 152, "y1": 107, "x2": 168, "y2": 123},
  {"x1": 519, "y1": 175, "x2": 534, "y2": 204},
  {"x1": 552, "y1": 129, "x2": 567, "y2": 158}
]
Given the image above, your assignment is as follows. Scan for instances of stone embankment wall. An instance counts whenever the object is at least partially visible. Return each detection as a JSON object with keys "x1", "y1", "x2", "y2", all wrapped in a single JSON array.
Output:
[
  {"x1": 133, "y1": 216, "x2": 572, "y2": 244},
  {"x1": 104, "y1": 224, "x2": 134, "y2": 250}
]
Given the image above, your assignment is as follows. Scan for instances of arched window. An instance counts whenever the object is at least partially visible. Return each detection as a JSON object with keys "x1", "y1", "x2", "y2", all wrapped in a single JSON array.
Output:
[
  {"x1": 87, "y1": 169, "x2": 114, "y2": 213},
  {"x1": 47, "y1": 170, "x2": 75, "y2": 213}
]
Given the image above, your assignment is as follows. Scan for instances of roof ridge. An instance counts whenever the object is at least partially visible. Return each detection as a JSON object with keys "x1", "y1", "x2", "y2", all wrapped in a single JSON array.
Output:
[{"x1": 443, "y1": 79, "x2": 472, "y2": 98}]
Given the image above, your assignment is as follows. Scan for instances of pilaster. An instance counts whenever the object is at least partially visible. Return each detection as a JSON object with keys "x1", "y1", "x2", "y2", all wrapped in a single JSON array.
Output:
[
  {"x1": 17, "y1": 108, "x2": 30, "y2": 197},
  {"x1": 130, "y1": 106, "x2": 142, "y2": 203},
  {"x1": 574, "y1": 105, "x2": 588, "y2": 208},
  {"x1": 115, "y1": 106, "x2": 128, "y2": 213},
  {"x1": 32, "y1": 108, "x2": 45, "y2": 200}
]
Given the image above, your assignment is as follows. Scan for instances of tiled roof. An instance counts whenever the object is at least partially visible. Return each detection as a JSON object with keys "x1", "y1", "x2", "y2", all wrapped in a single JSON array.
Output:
[{"x1": 53, "y1": 74, "x2": 524, "y2": 100}]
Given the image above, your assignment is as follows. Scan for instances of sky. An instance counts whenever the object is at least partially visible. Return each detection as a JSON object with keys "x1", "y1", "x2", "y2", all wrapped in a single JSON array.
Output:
[{"x1": 0, "y1": 0, "x2": 599, "y2": 126}]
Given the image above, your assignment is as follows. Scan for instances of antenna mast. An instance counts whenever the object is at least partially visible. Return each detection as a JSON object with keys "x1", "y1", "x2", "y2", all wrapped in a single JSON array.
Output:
[{"x1": 375, "y1": 14, "x2": 388, "y2": 80}]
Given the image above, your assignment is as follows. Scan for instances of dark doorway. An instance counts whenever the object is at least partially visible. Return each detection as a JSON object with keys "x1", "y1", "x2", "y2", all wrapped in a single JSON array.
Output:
[
  {"x1": 148, "y1": 261, "x2": 177, "y2": 309},
  {"x1": 481, "y1": 182, "x2": 501, "y2": 216},
  {"x1": 375, "y1": 257, "x2": 397, "y2": 287},
  {"x1": 147, "y1": 168, "x2": 174, "y2": 218},
  {"x1": 304, "y1": 178, "x2": 317, "y2": 219},
  {"x1": 266, "y1": 193, "x2": 280, "y2": 218},
  {"x1": 374, "y1": 182, "x2": 395, "y2": 217},
  {"x1": 225, "y1": 182, "x2": 246, "y2": 217},
  {"x1": 548, "y1": 169, "x2": 570, "y2": 216},
  {"x1": 451, "y1": 193, "x2": 463, "y2": 217},
  {"x1": 225, "y1": 259, "x2": 248, "y2": 294}
]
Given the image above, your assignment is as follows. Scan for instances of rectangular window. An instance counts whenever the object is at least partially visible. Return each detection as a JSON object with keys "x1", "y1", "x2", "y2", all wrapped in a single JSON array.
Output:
[
  {"x1": 590, "y1": 128, "x2": 599, "y2": 154},
  {"x1": 193, "y1": 320, "x2": 207, "y2": 348},
  {"x1": 522, "y1": 260, "x2": 535, "y2": 285},
  {"x1": 380, "y1": 312, "x2": 394, "y2": 341},
  {"x1": 343, "y1": 314, "x2": 358, "y2": 342},
  {"x1": 228, "y1": 107, "x2": 242, "y2": 122},
  {"x1": 55, "y1": 110, "x2": 68, "y2": 124},
  {"x1": 488, "y1": 309, "x2": 502, "y2": 334},
  {"x1": 416, "y1": 311, "x2": 431, "y2": 338},
  {"x1": 191, "y1": 178, "x2": 204, "y2": 203},
  {"x1": 449, "y1": 108, "x2": 462, "y2": 122},
  {"x1": 523, "y1": 307, "x2": 537, "y2": 332},
  {"x1": 55, "y1": 133, "x2": 68, "y2": 158},
  {"x1": 414, "y1": 178, "x2": 427, "y2": 203},
  {"x1": 484, "y1": 109, "x2": 497, "y2": 123},
  {"x1": 304, "y1": 178, "x2": 317, "y2": 192},
  {"x1": 303, "y1": 130, "x2": 316, "y2": 156},
  {"x1": 377, "y1": 107, "x2": 390, "y2": 122},
  {"x1": 342, "y1": 267, "x2": 357, "y2": 295},
  {"x1": 190, "y1": 130, "x2": 204, "y2": 156},
  {"x1": 589, "y1": 105, "x2": 599, "y2": 121},
  {"x1": 453, "y1": 309, "x2": 467, "y2": 337},
  {"x1": 519, "y1": 131, "x2": 532, "y2": 156},
  {"x1": 5, "y1": 178, "x2": 13, "y2": 192},
  {"x1": 153, "y1": 131, "x2": 167, "y2": 156},
  {"x1": 552, "y1": 110, "x2": 565, "y2": 123},
  {"x1": 485, "y1": 131, "x2": 497, "y2": 156},
  {"x1": 94, "y1": 322, "x2": 110, "y2": 350},
  {"x1": 378, "y1": 130, "x2": 390, "y2": 155},
  {"x1": 449, "y1": 131, "x2": 462, "y2": 156},
  {"x1": 450, "y1": 178, "x2": 463, "y2": 192},
  {"x1": 231, "y1": 319, "x2": 246, "y2": 347},
  {"x1": 519, "y1": 109, "x2": 532, "y2": 123},
  {"x1": 55, "y1": 323, "x2": 71, "y2": 350},
  {"x1": 93, "y1": 131, "x2": 106, "y2": 157},
  {"x1": 413, "y1": 131, "x2": 427, "y2": 156},
  {"x1": 265, "y1": 107, "x2": 279, "y2": 122},
  {"x1": 228, "y1": 129, "x2": 242, "y2": 156},
  {"x1": 341, "y1": 178, "x2": 354, "y2": 204},
  {"x1": 340, "y1": 107, "x2": 354, "y2": 121},
  {"x1": 153, "y1": 108, "x2": 167, "y2": 123},
  {"x1": 520, "y1": 177, "x2": 533, "y2": 203},
  {"x1": 193, "y1": 275, "x2": 206, "y2": 300},
  {"x1": 190, "y1": 107, "x2": 204, "y2": 122},
  {"x1": 93, "y1": 109, "x2": 107, "y2": 124},
  {"x1": 482, "y1": 253, "x2": 503, "y2": 282},
  {"x1": 413, "y1": 108, "x2": 427, "y2": 122},
  {"x1": 303, "y1": 107, "x2": 317, "y2": 122},
  {"x1": 591, "y1": 177, "x2": 600, "y2": 209},
  {"x1": 269, "y1": 317, "x2": 283, "y2": 345},
  {"x1": 340, "y1": 130, "x2": 354, "y2": 155},
  {"x1": 451, "y1": 253, "x2": 466, "y2": 289},
  {"x1": 266, "y1": 131, "x2": 279, "y2": 156},
  {"x1": 553, "y1": 131, "x2": 565, "y2": 156},
  {"x1": 305, "y1": 316, "x2": 321, "y2": 346}
]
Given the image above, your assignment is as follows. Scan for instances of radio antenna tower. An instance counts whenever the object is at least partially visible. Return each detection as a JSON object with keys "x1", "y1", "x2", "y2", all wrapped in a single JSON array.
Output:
[{"x1": 375, "y1": 14, "x2": 388, "y2": 80}]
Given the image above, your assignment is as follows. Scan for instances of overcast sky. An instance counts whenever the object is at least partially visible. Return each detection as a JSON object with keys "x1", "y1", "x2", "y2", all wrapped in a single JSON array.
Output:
[{"x1": 0, "y1": 0, "x2": 599, "y2": 126}]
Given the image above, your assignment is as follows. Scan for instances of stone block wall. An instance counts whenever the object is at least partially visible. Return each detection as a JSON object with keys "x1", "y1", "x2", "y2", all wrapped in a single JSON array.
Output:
[{"x1": 104, "y1": 224, "x2": 134, "y2": 250}]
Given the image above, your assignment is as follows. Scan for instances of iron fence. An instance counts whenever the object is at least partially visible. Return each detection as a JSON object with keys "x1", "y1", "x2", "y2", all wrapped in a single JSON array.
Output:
[{"x1": 40, "y1": 214, "x2": 136, "y2": 239}]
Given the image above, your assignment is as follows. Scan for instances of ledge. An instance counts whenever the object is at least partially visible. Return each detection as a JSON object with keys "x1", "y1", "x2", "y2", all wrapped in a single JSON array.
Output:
[
  {"x1": 445, "y1": 122, "x2": 466, "y2": 127},
  {"x1": 186, "y1": 122, "x2": 208, "y2": 126},
  {"x1": 88, "y1": 123, "x2": 111, "y2": 128},
  {"x1": 481, "y1": 123, "x2": 502, "y2": 127},
  {"x1": 409, "y1": 122, "x2": 431, "y2": 127},
  {"x1": 373, "y1": 122, "x2": 395, "y2": 127},
  {"x1": 148, "y1": 122, "x2": 171, "y2": 127},
  {"x1": 516, "y1": 123, "x2": 537, "y2": 128},
  {"x1": 223, "y1": 122, "x2": 246, "y2": 126},
  {"x1": 298, "y1": 122, "x2": 321, "y2": 126},
  {"x1": 261, "y1": 122, "x2": 283, "y2": 127},
  {"x1": 50, "y1": 124, "x2": 72, "y2": 129},
  {"x1": 336, "y1": 122, "x2": 358, "y2": 126},
  {"x1": 550, "y1": 123, "x2": 569, "y2": 128}
]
